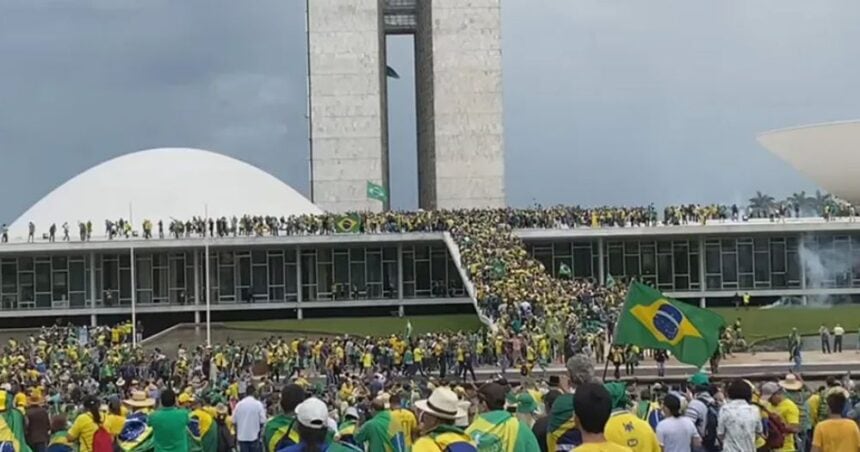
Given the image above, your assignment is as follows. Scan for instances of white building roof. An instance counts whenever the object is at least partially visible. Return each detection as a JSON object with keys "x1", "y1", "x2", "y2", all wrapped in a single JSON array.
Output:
[
  {"x1": 9, "y1": 148, "x2": 321, "y2": 239},
  {"x1": 758, "y1": 120, "x2": 860, "y2": 203}
]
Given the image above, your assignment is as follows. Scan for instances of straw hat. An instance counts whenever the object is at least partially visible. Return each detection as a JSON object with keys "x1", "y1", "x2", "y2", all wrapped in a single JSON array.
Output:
[
  {"x1": 415, "y1": 387, "x2": 467, "y2": 421},
  {"x1": 124, "y1": 391, "x2": 155, "y2": 408},
  {"x1": 779, "y1": 374, "x2": 804, "y2": 391}
]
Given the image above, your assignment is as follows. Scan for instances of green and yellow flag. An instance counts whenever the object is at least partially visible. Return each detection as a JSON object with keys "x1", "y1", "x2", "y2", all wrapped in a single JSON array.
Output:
[
  {"x1": 366, "y1": 181, "x2": 388, "y2": 202},
  {"x1": 614, "y1": 282, "x2": 724, "y2": 367},
  {"x1": 335, "y1": 214, "x2": 362, "y2": 233}
]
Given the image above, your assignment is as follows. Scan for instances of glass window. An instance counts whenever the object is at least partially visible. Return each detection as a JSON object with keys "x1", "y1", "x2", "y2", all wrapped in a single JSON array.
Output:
[
  {"x1": 334, "y1": 253, "x2": 349, "y2": 285},
  {"x1": 553, "y1": 242, "x2": 571, "y2": 256},
  {"x1": 318, "y1": 248, "x2": 333, "y2": 264},
  {"x1": 367, "y1": 252, "x2": 382, "y2": 284},
  {"x1": 319, "y1": 261, "x2": 333, "y2": 298},
  {"x1": 269, "y1": 255, "x2": 284, "y2": 286},
  {"x1": 218, "y1": 267, "x2": 235, "y2": 300},
  {"x1": 705, "y1": 246, "x2": 720, "y2": 274},
  {"x1": 52, "y1": 271, "x2": 68, "y2": 301},
  {"x1": 573, "y1": 250, "x2": 591, "y2": 278},
  {"x1": 771, "y1": 242, "x2": 786, "y2": 273},
  {"x1": 608, "y1": 248, "x2": 623, "y2": 277},
  {"x1": 787, "y1": 251, "x2": 800, "y2": 283},
  {"x1": 720, "y1": 239, "x2": 736, "y2": 252},
  {"x1": 657, "y1": 254, "x2": 672, "y2": 284},
  {"x1": 103, "y1": 260, "x2": 117, "y2": 291},
  {"x1": 69, "y1": 262, "x2": 85, "y2": 292},
  {"x1": 403, "y1": 252, "x2": 414, "y2": 283},
  {"x1": 754, "y1": 252, "x2": 770, "y2": 283},
  {"x1": 350, "y1": 262, "x2": 367, "y2": 294},
  {"x1": 721, "y1": 253, "x2": 737, "y2": 283},
  {"x1": 1, "y1": 262, "x2": 16, "y2": 293},
  {"x1": 252, "y1": 266, "x2": 267, "y2": 296},
  {"x1": 137, "y1": 258, "x2": 153, "y2": 291},
  {"x1": 624, "y1": 255, "x2": 640, "y2": 278},
  {"x1": 416, "y1": 261, "x2": 430, "y2": 294},
  {"x1": 119, "y1": 269, "x2": 131, "y2": 300},
  {"x1": 35, "y1": 262, "x2": 51, "y2": 293},
  {"x1": 431, "y1": 252, "x2": 447, "y2": 287},
  {"x1": 19, "y1": 257, "x2": 33, "y2": 272},
  {"x1": 624, "y1": 242, "x2": 639, "y2": 254},
  {"x1": 285, "y1": 264, "x2": 298, "y2": 299},
  {"x1": 674, "y1": 276, "x2": 689, "y2": 290},
  {"x1": 657, "y1": 241, "x2": 672, "y2": 254},
  {"x1": 690, "y1": 253, "x2": 700, "y2": 284},
  {"x1": 673, "y1": 248, "x2": 689, "y2": 275},
  {"x1": 238, "y1": 257, "x2": 250, "y2": 286},
  {"x1": 641, "y1": 246, "x2": 655, "y2": 276},
  {"x1": 252, "y1": 250, "x2": 266, "y2": 265},
  {"x1": 351, "y1": 248, "x2": 366, "y2": 262},
  {"x1": 301, "y1": 252, "x2": 316, "y2": 285},
  {"x1": 738, "y1": 243, "x2": 753, "y2": 273},
  {"x1": 52, "y1": 256, "x2": 68, "y2": 269},
  {"x1": 739, "y1": 274, "x2": 754, "y2": 289}
]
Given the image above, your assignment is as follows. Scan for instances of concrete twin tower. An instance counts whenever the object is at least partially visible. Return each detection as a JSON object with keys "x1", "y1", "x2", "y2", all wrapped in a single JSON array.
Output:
[{"x1": 307, "y1": 0, "x2": 505, "y2": 212}]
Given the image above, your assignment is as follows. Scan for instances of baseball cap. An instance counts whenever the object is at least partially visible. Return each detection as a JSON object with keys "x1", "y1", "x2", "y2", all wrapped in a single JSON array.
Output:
[
  {"x1": 760, "y1": 382, "x2": 782, "y2": 400},
  {"x1": 296, "y1": 397, "x2": 329, "y2": 429}
]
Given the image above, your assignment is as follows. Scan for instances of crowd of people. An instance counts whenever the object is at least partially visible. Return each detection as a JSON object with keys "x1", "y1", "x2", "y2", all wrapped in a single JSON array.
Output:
[{"x1": 2, "y1": 320, "x2": 858, "y2": 452}]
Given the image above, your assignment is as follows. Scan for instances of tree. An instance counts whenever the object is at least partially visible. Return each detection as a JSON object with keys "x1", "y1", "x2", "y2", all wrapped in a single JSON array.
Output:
[
  {"x1": 809, "y1": 190, "x2": 832, "y2": 213},
  {"x1": 748, "y1": 191, "x2": 775, "y2": 217},
  {"x1": 786, "y1": 191, "x2": 813, "y2": 216}
]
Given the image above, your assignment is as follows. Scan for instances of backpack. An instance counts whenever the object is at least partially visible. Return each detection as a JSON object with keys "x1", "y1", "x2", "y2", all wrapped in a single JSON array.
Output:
[
  {"x1": 92, "y1": 426, "x2": 115, "y2": 452},
  {"x1": 697, "y1": 397, "x2": 722, "y2": 452},
  {"x1": 754, "y1": 403, "x2": 788, "y2": 450},
  {"x1": 215, "y1": 417, "x2": 235, "y2": 452}
]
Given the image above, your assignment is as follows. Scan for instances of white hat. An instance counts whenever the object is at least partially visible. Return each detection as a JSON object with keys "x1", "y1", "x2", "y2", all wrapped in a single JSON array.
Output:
[
  {"x1": 296, "y1": 397, "x2": 329, "y2": 429},
  {"x1": 345, "y1": 407, "x2": 359, "y2": 420},
  {"x1": 415, "y1": 387, "x2": 467, "y2": 421}
]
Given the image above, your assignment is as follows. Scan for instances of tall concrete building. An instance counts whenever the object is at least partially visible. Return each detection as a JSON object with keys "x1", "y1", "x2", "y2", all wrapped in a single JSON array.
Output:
[{"x1": 307, "y1": 0, "x2": 505, "y2": 212}]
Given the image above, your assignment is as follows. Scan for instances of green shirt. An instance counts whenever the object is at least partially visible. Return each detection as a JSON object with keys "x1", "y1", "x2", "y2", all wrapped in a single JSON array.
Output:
[
  {"x1": 150, "y1": 407, "x2": 190, "y2": 452},
  {"x1": 354, "y1": 411, "x2": 397, "y2": 452}
]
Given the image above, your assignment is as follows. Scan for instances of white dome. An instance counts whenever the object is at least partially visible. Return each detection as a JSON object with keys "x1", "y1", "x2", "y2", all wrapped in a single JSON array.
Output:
[
  {"x1": 9, "y1": 148, "x2": 322, "y2": 238},
  {"x1": 758, "y1": 120, "x2": 860, "y2": 203}
]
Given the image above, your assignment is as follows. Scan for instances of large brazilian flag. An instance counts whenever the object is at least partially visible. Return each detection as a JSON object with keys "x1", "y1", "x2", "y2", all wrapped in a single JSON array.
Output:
[{"x1": 614, "y1": 282, "x2": 725, "y2": 367}]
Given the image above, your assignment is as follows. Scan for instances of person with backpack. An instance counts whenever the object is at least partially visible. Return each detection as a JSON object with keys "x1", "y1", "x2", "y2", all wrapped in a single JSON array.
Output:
[
  {"x1": 411, "y1": 387, "x2": 476, "y2": 452},
  {"x1": 466, "y1": 382, "x2": 538, "y2": 452},
  {"x1": 760, "y1": 382, "x2": 800, "y2": 452},
  {"x1": 66, "y1": 395, "x2": 109, "y2": 452},
  {"x1": 684, "y1": 373, "x2": 721, "y2": 452}
]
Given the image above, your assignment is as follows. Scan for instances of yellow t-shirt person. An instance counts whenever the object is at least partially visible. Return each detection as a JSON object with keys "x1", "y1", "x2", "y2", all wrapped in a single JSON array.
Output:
[
  {"x1": 67, "y1": 413, "x2": 99, "y2": 452},
  {"x1": 604, "y1": 411, "x2": 660, "y2": 452},
  {"x1": 811, "y1": 418, "x2": 860, "y2": 452},
  {"x1": 574, "y1": 441, "x2": 632, "y2": 452},
  {"x1": 770, "y1": 398, "x2": 800, "y2": 452},
  {"x1": 390, "y1": 408, "x2": 418, "y2": 448}
]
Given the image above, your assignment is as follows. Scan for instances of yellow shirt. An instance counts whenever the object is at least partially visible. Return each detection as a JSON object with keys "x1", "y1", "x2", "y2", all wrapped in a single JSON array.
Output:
[
  {"x1": 104, "y1": 413, "x2": 126, "y2": 437},
  {"x1": 771, "y1": 398, "x2": 800, "y2": 452},
  {"x1": 811, "y1": 418, "x2": 860, "y2": 452},
  {"x1": 362, "y1": 353, "x2": 373, "y2": 368},
  {"x1": 391, "y1": 408, "x2": 418, "y2": 447},
  {"x1": 574, "y1": 441, "x2": 633, "y2": 452},
  {"x1": 68, "y1": 412, "x2": 99, "y2": 452},
  {"x1": 604, "y1": 412, "x2": 660, "y2": 452}
]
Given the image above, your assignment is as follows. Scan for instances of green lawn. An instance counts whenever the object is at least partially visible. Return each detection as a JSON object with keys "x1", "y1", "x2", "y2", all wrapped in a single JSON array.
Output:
[
  {"x1": 226, "y1": 314, "x2": 482, "y2": 337},
  {"x1": 711, "y1": 306, "x2": 860, "y2": 341}
]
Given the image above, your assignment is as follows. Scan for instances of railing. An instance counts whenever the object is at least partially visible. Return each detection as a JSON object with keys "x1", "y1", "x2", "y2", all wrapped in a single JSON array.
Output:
[{"x1": 442, "y1": 231, "x2": 496, "y2": 332}]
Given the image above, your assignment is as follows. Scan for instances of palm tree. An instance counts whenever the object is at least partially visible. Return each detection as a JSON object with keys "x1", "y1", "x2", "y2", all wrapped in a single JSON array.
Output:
[
  {"x1": 748, "y1": 191, "x2": 775, "y2": 217},
  {"x1": 809, "y1": 190, "x2": 833, "y2": 214},
  {"x1": 786, "y1": 191, "x2": 813, "y2": 216}
]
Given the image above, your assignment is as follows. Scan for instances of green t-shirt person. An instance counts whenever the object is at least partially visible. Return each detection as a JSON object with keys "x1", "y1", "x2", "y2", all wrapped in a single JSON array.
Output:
[{"x1": 150, "y1": 395, "x2": 191, "y2": 452}]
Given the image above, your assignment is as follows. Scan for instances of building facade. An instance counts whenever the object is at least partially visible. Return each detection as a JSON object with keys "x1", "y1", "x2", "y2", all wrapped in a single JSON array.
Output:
[
  {"x1": 2, "y1": 220, "x2": 860, "y2": 326},
  {"x1": 307, "y1": 0, "x2": 506, "y2": 212}
]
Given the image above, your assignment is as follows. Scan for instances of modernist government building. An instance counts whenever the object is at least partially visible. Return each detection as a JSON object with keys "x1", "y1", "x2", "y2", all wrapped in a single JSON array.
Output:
[
  {"x1": 3, "y1": 0, "x2": 860, "y2": 327},
  {"x1": 3, "y1": 119, "x2": 860, "y2": 329}
]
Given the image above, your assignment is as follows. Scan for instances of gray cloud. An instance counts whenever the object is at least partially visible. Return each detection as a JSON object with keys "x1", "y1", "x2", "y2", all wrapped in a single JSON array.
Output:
[{"x1": 1, "y1": 0, "x2": 859, "y2": 223}]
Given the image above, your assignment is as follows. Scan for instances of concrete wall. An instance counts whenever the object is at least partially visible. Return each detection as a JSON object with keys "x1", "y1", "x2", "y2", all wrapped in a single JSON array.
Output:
[
  {"x1": 308, "y1": 0, "x2": 388, "y2": 213},
  {"x1": 416, "y1": 0, "x2": 506, "y2": 209}
]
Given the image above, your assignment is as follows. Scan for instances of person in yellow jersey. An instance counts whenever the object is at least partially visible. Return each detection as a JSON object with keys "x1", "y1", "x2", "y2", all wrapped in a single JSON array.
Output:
[
  {"x1": 811, "y1": 389, "x2": 860, "y2": 452},
  {"x1": 571, "y1": 382, "x2": 632, "y2": 452},
  {"x1": 414, "y1": 345, "x2": 425, "y2": 377},
  {"x1": 389, "y1": 393, "x2": 418, "y2": 448},
  {"x1": 761, "y1": 382, "x2": 801, "y2": 452},
  {"x1": 602, "y1": 383, "x2": 659, "y2": 452},
  {"x1": 66, "y1": 395, "x2": 103, "y2": 452},
  {"x1": 362, "y1": 349, "x2": 374, "y2": 377},
  {"x1": 413, "y1": 387, "x2": 476, "y2": 452}
]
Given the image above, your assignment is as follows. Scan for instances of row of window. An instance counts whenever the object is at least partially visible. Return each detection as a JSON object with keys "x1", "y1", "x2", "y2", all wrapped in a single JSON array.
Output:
[{"x1": 0, "y1": 245, "x2": 466, "y2": 311}]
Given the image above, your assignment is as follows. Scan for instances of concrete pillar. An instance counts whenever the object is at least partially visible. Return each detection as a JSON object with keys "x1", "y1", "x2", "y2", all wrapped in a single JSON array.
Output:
[
  {"x1": 193, "y1": 249, "x2": 200, "y2": 306},
  {"x1": 296, "y1": 246, "x2": 303, "y2": 305},
  {"x1": 799, "y1": 234, "x2": 808, "y2": 305},
  {"x1": 90, "y1": 314, "x2": 97, "y2": 327},
  {"x1": 89, "y1": 252, "x2": 97, "y2": 310},
  {"x1": 194, "y1": 311, "x2": 201, "y2": 324},
  {"x1": 297, "y1": 308, "x2": 303, "y2": 320},
  {"x1": 130, "y1": 248, "x2": 136, "y2": 347},
  {"x1": 397, "y1": 243, "x2": 404, "y2": 302},
  {"x1": 698, "y1": 236, "x2": 707, "y2": 308},
  {"x1": 597, "y1": 238, "x2": 605, "y2": 285},
  {"x1": 398, "y1": 305, "x2": 405, "y2": 317}
]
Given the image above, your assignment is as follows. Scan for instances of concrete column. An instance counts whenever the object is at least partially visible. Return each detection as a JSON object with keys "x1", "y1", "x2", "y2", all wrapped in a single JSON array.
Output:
[
  {"x1": 89, "y1": 252, "x2": 96, "y2": 310},
  {"x1": 90, "y1": 314, "x2": 97, "y2": 327},
  {"x1": 799, "y1": 234, "x2": 808, "y2": 305},
  {"x1": 130, "y1": 248, "x2": 137, "y2": 347},
  {"x1": 698, "y1": 236, "x2": 706, "y2": 308},
  {"x1": 597, "y1": 238, "x2": 605, "y2": 285},
  {"x1": 194, "y1": 311, "x2": 201, "y2": 324},
  {"x1": 398, "y1": 305, "x2": 405, "y2": 317},
  {"x1": 193, "y1": 249, "x2": 200, "y2": 306},
  {"x1": 397, "y1": 243, "x2": 404, "y2": 303},
  {"x1": 296, "y1": 246, "x2": 303, "y2": 319}
]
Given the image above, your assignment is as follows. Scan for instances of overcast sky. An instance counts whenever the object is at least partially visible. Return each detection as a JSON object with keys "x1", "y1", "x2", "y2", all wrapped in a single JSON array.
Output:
[{"x1": 2, "y1": 0, "x2": 859, "y2": 223}]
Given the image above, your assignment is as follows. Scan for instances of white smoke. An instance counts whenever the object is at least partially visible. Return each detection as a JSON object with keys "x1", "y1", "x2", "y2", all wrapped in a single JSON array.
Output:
[{"x1": 798, "y1": 235, "x2": 855, "y2": 305}]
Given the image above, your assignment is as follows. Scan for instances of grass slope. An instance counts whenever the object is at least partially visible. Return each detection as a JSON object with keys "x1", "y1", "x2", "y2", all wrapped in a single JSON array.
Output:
[{"x1": 711, "y1": 306, "x2": 860, "y2": 341}]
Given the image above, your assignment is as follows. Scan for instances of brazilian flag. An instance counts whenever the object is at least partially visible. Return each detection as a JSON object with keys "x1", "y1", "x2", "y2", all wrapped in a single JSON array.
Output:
[
  {"x1": 335, "y1": 214, "x2": 361, "y2": 233},
  {"x1": 614, "y1": 282, "x2": 725, "y2": 367}
]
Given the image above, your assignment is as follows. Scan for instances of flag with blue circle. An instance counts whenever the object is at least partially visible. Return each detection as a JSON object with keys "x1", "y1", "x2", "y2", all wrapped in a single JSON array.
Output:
[{"x1": 614, "y1": 282, "x2": 725, "y2": 367}]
